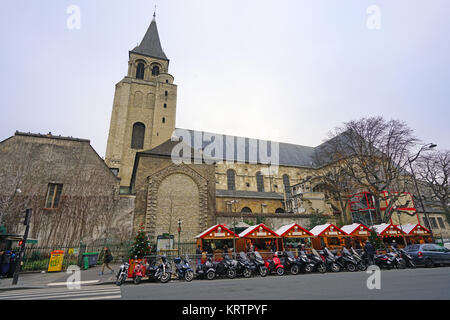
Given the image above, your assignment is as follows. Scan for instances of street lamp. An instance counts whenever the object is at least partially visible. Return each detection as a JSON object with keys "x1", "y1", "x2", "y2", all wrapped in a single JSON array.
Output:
[
  {"x1": 177, "y1": 219, "x2": 182, "y2": 256},
  {"x1": 407, "y1": 143, "x2": 437, "y2": 243}
]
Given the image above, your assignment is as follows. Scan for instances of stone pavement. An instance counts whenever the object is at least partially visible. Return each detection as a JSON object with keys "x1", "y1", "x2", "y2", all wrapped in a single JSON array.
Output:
[{"x1": 0, "y1": 263, "x2": 121, "y2": 291}]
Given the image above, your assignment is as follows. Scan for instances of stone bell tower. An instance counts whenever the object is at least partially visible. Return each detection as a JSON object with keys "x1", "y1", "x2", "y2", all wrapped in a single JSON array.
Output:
[{"x1": 105, "y1": 14, "x2": 177, "y2": 191}]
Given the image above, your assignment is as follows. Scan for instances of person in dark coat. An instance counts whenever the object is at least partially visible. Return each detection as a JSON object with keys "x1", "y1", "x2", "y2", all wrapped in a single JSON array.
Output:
[
  {"x1": 1, "y1": 251, "x2": 11, "y2": 277},
  {"x1": 364, "y1": 241, "x2": 376, "y2": 265},
  {"x1": 100, "y1": 247, "x2": 114, "y2": 275}
]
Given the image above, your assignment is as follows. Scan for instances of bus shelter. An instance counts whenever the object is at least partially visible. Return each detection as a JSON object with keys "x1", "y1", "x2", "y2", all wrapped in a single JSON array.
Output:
[
  {"x1": 237, "y1": 224, "x2": 283, "y2": 258},
  {"x1": 372, "y1": 223, "x2": 407, "y2": 247},
  {"x1": 276, "y1": 223, "x2": 313, "y2": 256},
  {"x1": 341, "y1": 223, "x2": 372, "y2": 248},
  {"x1": 195, "y1": 224, "x2": 239, "y2": 260},
  {"x1": 309, "y1": 224, "x2": 348, "y2": 250},
  {"x1": 400, "y1": 224, "x2": 432, "y2": 245}
]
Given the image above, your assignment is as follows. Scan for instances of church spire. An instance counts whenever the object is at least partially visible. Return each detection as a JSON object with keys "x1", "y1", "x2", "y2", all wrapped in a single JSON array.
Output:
[{"x1": 131, "y1": 12, "x2": 168, "y2": 61}]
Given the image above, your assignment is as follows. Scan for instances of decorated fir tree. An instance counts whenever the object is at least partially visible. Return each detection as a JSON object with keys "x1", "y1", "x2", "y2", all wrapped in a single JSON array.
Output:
[
  {"x1": 368, "y1": 228, "x2": 383, "y2": 249},
  {"x1": 129, "y1": 225, "x2": 151, "y2": 259}
]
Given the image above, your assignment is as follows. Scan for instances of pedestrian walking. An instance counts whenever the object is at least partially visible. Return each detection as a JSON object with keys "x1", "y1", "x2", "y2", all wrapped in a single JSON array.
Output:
[
  {"x1": 100, "y1": 247, "x2": 114, "y2": 275},
  {"x1": 364, "y1": 241, "x2": 376, "y2": 266}
]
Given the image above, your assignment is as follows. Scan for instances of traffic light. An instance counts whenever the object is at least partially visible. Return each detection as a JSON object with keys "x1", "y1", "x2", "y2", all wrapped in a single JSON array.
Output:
[{"x1": 18, "y1": 240, "x2": 23, "y2": 246}]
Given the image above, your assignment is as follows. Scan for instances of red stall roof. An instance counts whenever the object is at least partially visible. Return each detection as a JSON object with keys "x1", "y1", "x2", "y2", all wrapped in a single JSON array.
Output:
[
  {"x1": 276, "y1": 223, "x2": 313, "y2": 237},
  {"x1": 196, "y1": 224, "x2": 239, "y2": 239},
  {"x1": 238, "y1": 224, "x2": 280, "y2": 238}
]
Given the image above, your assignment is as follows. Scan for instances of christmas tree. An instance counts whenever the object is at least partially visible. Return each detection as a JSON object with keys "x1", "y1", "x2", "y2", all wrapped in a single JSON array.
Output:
[
  {"x1": 129, "y1": 225, "x2": 151, "y2": 259},
  {"x1": 368, "y1": 227, "x2": 383, "y2": 249}
]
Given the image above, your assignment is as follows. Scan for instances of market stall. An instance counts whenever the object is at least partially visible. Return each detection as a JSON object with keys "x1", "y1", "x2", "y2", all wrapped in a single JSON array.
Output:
[
  {"x1": 237, "y1": 224, "x2": 283, "y2": 258},
  {"x1": 195, "y1": 224, "x2": 239, "y2": 260},
  {"x1": 341, "y1": 223, "x2": 372, "y2": 248},
  {"x1": 309, "y1": 224, "x2": 348, "y2": 250},
  {"x1": 371, "y1": 223, "x2": 407, "y2": 247},
  {"x1": 400, "y1": 224, "x2": 432, "y2": 245},
  {"x1": 276, "y1": 223, "x2": 313, "y2": 256}
]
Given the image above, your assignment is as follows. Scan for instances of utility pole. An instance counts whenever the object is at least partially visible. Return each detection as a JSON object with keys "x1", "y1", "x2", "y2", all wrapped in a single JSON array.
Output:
[{"x1": 12, "y1": 208, "x2": 32, "y2": 285}]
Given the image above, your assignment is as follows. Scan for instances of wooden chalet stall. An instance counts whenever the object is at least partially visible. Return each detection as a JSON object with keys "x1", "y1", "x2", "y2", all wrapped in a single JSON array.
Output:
[
  {"x1": 400, "y1": 224, "x2": 432, "y2": 245},
  {"x1": 341, "y1": 223, "x2": 372, "y2": 248},
  {"x1": 195, "y1": 224, "x2": 239, "y2": 260},
  {"x1": 372, "y1": 223, "x2": 407, "y2": 247},
  {"x1": 237, "y1": 224, "x2": 283, "y2": 258},
  {"x1": 309, "y1": 224, "x2": 348, "y2": 250},
  {"x1": 276, "y1": 223, "x2": 313, "y2": 256}
]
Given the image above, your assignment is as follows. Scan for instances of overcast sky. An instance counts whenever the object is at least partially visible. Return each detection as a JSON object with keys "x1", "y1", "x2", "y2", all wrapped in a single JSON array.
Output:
[{"x1": 1, "y1": 0, "x2": 449, "y2": 157}]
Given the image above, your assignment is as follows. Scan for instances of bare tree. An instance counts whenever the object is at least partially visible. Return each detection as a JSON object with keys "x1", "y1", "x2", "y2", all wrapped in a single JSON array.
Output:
[
  {"x1": 414, "y1": 150, "x2": 450, "y2": 223},
  {"x1": 317, "y1": 116, "x2": 419, "y2": 223}
]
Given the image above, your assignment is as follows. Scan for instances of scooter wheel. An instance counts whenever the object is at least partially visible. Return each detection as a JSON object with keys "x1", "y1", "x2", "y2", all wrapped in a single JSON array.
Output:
[
  {"x1": 290, "y1": 265, "x2": 300, "y2": 275},
  {"x1": 276, "y1": 267, "x2": 285, "y2": 276},
  {"x1": 304, "y1": 265, "x2": 312, "y2": 273},
  {"x1": 317, "y1": 264, "x2": 326, "y2": 273},
  {"x1": 134, "y1": 276, "x2": 142, "y2": 285},
  {"x1": 227, "y1": 268, "x2": 237, "y2": 279},
  {"x1": 184, "y1": 270, "x2": 194, "y2": 282},
  {"x1": 346, "y1": 263, "x2": 357, "y2": 272},
  {"x1": 206, "y1": 271, "x2": 215, "y2": 280},
  {"x1": 331, "y1": 263, "x2": 340, "y2": 272},
  {"x1": 160, "y1": 272, "x2": 170, "y2": 283},
  {"x1": 259, "y1": 266, "x2": 268, "y2": 277},
  {"x1": 243, "y1": 268, "x2": 252, "y2": 278},
  {"x1": 358, "y1": 263, "x2": 367, "y2": 271}
]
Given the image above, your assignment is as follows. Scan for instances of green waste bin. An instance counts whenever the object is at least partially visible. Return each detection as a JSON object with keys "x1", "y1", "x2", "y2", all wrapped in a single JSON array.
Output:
[{"x1": 82, "y1": 252, "x2": 99, "y2": 270}]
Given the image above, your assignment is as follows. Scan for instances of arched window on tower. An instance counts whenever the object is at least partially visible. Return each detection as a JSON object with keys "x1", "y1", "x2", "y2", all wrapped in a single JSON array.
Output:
[
  {"x1": 151, "y1": 65, "x2": 160, "y2": 76},
  {"x1": 227, "y1": 169, "x2": 236, "y2": 191},
  {"x1": 256, "y1": 171, "x2": 264, "y2": 192},
  {"x1": 136, "y1": 63, "x2": 145, "y2": 80},
  {"x1": 131, "y1": 122, "x2": 145, "y2": 149}
]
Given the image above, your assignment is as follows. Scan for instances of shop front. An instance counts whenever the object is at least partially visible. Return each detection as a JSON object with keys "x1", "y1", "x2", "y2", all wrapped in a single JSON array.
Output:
[
  {"x1": 401, "y1": 224, "x2": 432, "y2": 245},
  {"x1": 237, "y1": 224, "x2": 283, "y2": 258},
  {"x1": 372, "y1": 223, "x2": 407, "y2": 247},
  {"x1": 276, "y1": 223, "x2": 313, "y2": 256},
  {"x1": 195, "y1": 224, "x2": 239, "y2": 260},
  {"x1": 341, "y1": 223, "x2": 372, "y2": 248},
  {"x1": 309, "y1": 224, "x2": 348, "y2": 250}
]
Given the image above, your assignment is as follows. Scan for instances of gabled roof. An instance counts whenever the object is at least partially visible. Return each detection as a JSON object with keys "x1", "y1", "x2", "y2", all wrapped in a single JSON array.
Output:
[
  {"x1": 371, "y1": 223, "x2": 406, "y2": 235},
  {"x1": 400, "y1": 224, "x2": 431, "y2": 235},
  {"x1": 238, "y1": 224, "x2": 280, "y2": 238},
  {"x1": 196, "y1": 224, "x2": 238, "y2": 239},
  {"x1": 341, "y1": 223, "x2": 371, "y2": 235},
  {"x1": 130, "y1": 17, "x2": 168, "y2": 61},
  {"x1": 309, "y1": 223, "x2": 346, "y2": 236},
  {"x1": 276, "y1": 223, "x2": 313, "y2": 237}
]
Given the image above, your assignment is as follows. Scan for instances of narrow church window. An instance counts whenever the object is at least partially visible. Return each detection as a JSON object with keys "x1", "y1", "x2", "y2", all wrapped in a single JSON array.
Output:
[
  {"x1": 152, "y1": 65, "x2": 160, "y2": 76},
  {"x1": 162, "y1": 117, "x2": 166, "y2": 124},
  {"x1": 136, "y1": 63, "x2": 145, "y2": 80},
  {"x1": 227, "y1": 169, "x2": 236, "y2": 191},
  {"x1": 165, "y1": 91, "x2": 168, "y2": 97},
  {"x1": 45, "y1": 183, "x2": 63, "y2": 209},
  {"x1": 283, "y1": 174, "x2": 290, "y2": 197},
  {"x1": 164, "y1": 103, "x2": 167, "y2": 109},
  {"x1": 256, "y1": 171, "x2": 264, "y2": 192},
  {"x1": 131, "y1": 122, "x2": 145, "y2": 149}
]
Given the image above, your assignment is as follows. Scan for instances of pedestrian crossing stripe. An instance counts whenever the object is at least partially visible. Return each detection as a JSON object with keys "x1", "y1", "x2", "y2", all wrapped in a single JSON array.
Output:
[{"x1": 0, "y1": 285, "x2": 121, "y2": 300}]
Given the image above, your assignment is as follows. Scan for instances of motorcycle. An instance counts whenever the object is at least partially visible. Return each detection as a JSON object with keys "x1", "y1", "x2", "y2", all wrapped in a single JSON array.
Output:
[
  {"x1": 388, "y1": 247, "x2": 406, "y2": 269},
  {"x1": 196, "y1": 254, "x2": 217, "y2": 280},
  {"x1": 213, "y1": 254, "x2": 237, "y2": 279},
  {"x1": 297, "y1": 250, "x2": 315, "y2": 273},
  {"x1": 322, "y1": 247, "x2": 340, "y2": 272},
  {"x1": 399, "y1": 248, "x2": 416, "y2": 269},
  {"x1": 174, "y1": 254, "x2": 195, "y2": 282},
  {"x1": 246, "y1": 252, "x2": 269, "y2": 277},
  {"x1": 308, "y1": 249, "x2": 326, "y2": 273},
  {"x1": 336, "y1": 247, "x2": 358, "y2": 272},
  {"x1": 280, "y1": 251, "x2": 301, "y2": 275},
  {"x1": 132, "y1": 258, "x2": 145, "y2": 284},
  {"x1": 115, "y1": 260, "x2": 130, "y2": 286},
  {"x1": 146, "y1": 255, "x2": 172, "y2": 283},
  {"x1": 265, "y1": 252, "x2": 285, "y2": 276},
  {"x1": 351, "y1": 247, "x2": 368, "y2": 271},
  {"x1": 374, "y1": 251, "x2": 395, "y2": 269},
  {"x1": 234, "y1": 252, "x2": 253, "y2": 278}
]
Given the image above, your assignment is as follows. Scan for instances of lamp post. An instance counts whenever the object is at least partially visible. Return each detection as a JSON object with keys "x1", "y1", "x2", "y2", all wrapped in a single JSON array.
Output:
[
  {"x1": 177, "y1": 219, "x2": 182, "y2": 256},
  {"x1": 230, "y1": 199, "x2": 239, "y2": 251},
  {"x1": 407, "y1": 143, "x2": 437, "y2": 243}
]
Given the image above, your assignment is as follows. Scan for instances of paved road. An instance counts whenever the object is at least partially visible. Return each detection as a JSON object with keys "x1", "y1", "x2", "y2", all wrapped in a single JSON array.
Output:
[{"x1": 120, "y1": 267, "x2": 450, "y2": 300}]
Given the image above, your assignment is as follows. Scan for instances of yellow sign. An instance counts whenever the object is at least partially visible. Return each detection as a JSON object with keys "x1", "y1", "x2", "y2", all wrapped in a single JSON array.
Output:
[
  {"x1": 48, "y1": 250, "x2": 64, "y2": 272},
  {"x1": 68, "y1": 248, "x2": 74, "y2": 255}
]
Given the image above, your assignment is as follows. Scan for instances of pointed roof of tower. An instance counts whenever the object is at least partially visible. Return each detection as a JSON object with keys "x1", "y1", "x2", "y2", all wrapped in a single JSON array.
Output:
[{"x1": 130, "y1": 14, "x2": 168, "y2": 61}]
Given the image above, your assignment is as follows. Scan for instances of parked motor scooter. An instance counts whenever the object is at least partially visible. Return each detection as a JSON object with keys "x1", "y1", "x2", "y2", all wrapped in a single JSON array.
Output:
[
  {"x1": 265, "y1": 252, "x2": 285, "y2": 276},
  {"x1": 174, "y1": 254, "x2": 194, "y2": 282},
  {"x1": 132, "y1": 258, "x2": 145, "y2": 284},
  {"x1": 308, "y1": 249, "x2": 326, "y2": 273},
  {"x1": 386, "y1": 247, "x2": 406, "y2": 269},
  {"x1": 280, "y1": 251, "x2": 301, "y2": 275},
  {"x1": 233, "y1": 252, "x2": 252, "y2": 278},
  {"x1": 246, "y1": 252, "x2": 269, "y2": 277},
  {"x1": 212, "y1": 254, "x2": 236, "y2": 279},
  {"x1": 322, "y1": 247, "x2": 340, "y2": 272},
  {"x1": 297, "y1": 250, "x2": 315, "y2": 273},
  {"x1": 374, "y1": 251, "x2": 395, "y2": 269},
  {"x1": 115, "y1": 259, "x2": 130, "y2": 286},
  {"x1": 196, "y1": 254, "x2": 217, "y2": 280},
  {"x1": 351, "y1": 247, "x2": 368, "y2": 271},
  {"x1": 146, "y1": 255, "x2": 172, "y2": 283},
  {"x1": 336, "y1": 247, "x2": 358, "y2": 272},
  {"x1": 399, "y1": 248, "x2": 416, "y2": 268}
]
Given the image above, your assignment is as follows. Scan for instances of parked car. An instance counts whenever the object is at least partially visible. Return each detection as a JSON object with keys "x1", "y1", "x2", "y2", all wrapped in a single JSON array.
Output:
[{"x1": 404, "y1": 244, "x2": 450, "y2": 267}]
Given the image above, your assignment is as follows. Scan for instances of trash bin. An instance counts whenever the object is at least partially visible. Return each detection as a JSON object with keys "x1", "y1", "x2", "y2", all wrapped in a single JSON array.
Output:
[{"x1": 82, "y1": 252, "x2": 99, "y2": 270}]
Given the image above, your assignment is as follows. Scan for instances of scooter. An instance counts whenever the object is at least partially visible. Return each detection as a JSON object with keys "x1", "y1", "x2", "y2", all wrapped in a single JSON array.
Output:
[
  {"x1": 322, "y1": 247, "x2": 340, "y2": 272},
  {"x1": 233, "y1": 252, "x2": 253, "y2": 278},
  {"x1": 246, "y1": 252, "x2": 269, "y2": 277},
  {"x1": 374, "y1": 251, "x2": 395, "y2": 269},
  {"x1": 174, "y1": 254, "x2": 194, "y2": 282},
  {"x1": 265, "y1": 252, "x2": 285, "y2": 276},
  {"x1": 115, "y1": 260, "x2": 130, "y2": 286},
  {"x1": 297, "y1": 250, "x2": 315, "y2": 273},
  {"x1": 308, "y1": 249, "x2": 327, "y2": 273},
  {"x1": 146, "y1": 255, "x2": 172, "y2": 283},
  {"x1": 280, "y1": 251, "x2": 301, "y2": 275},
  {"x1": 196, "y1": 255, "x2": 217, "y2": 280},
  {"x1": 399, "y1": 248, "x2": 416, "y2": 269},
  {"x1": 213, "y1": 255, "x2": 236, "y2": 279},
  {"x1": 132, "y1": 259, "x2": 145, "y2": 284},
  {"x1": 336, "y1": 247, "x2": 358, "y2": 272},
  {"x1": 388, "y1": 247, "x2": 406, "y2": 269},
  {"x1": 351, "y1": 247, "x2": 368, "y2": 271}
]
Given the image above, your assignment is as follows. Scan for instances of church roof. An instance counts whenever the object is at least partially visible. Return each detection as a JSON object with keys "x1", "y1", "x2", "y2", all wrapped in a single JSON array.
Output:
[{"x1": 130, "y1": 17, "x2": 168, "y2": 61}]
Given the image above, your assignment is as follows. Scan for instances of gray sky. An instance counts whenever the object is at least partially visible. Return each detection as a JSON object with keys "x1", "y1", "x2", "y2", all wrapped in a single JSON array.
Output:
[{"x1": 1, "y1": 0, "x2": 449, "y2": 157}]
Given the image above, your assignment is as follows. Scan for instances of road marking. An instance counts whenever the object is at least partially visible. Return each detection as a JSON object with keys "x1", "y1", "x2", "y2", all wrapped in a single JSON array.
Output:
[
  {"x1": 0, "y1": 285, "x2": 121, "y2": 300},
  {"x1": 48, "y1": 280, "x2": 100, "y2": 286}
]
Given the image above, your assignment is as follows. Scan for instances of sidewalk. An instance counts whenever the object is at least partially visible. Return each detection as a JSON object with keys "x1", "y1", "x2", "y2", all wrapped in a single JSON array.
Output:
[{"x1": 0, "y1": 263, "x2": 121, "y2": 291}]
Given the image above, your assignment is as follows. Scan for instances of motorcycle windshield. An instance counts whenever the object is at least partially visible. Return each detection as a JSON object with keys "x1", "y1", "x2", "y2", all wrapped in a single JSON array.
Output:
[
  {"x1": 343, "y1": 248, "x2": 351, "y2": 256},
  {"x1": 240, "y1": 252, "x2": 249, "y2": 261},
  {"x1": 351, "y1": 247, "x2": 360, "y2": 257},
  {"x1": 325, "y1": 248, "x2": 334, "y2": 258},
  {"x1": 312, "y1": 248, "x2": 321, "y2": 258},
  {"x1": 286, "y1": 251, "x2": 295, "y2": 259},
  {"x1": 254, "y1": 252, "x2": 264, "y2": 262}
]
